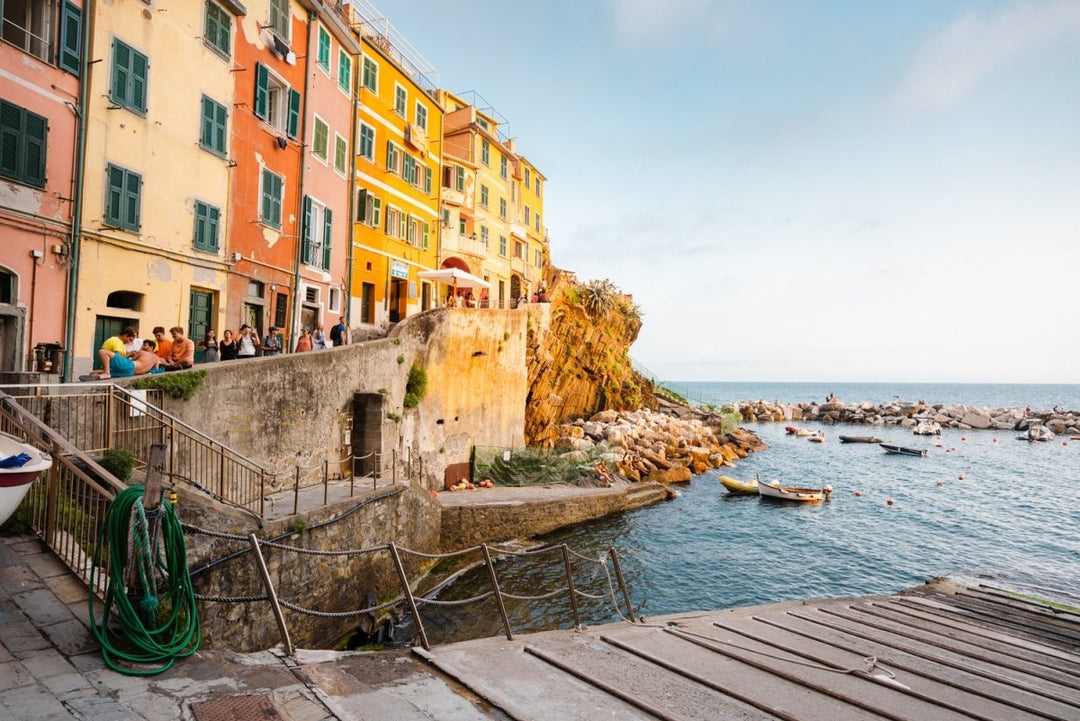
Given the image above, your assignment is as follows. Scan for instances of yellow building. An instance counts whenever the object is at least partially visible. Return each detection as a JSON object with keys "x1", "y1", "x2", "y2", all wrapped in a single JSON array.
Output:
[
  {"x1": 73, "y1": 0, "x2": 244, "y2": 375},
  {"x1": 350, "y1": 15, "x2": 443, "y2": 326},
  {"x1": 439, "y1": 91, "x2": 545, "y2": 307}
]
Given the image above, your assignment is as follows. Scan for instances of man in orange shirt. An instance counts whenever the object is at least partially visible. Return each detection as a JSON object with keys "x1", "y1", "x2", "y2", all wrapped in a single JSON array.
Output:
[
  {"x1": 152, "y1": 326, "x2": 172, "y2": 361},
  {"x1": 163, "y1": 327, "x2": 195, "y2": 370}
]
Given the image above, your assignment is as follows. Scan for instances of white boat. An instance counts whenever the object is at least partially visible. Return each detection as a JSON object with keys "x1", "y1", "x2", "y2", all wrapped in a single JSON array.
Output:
[
  {"x1": 0, "y1": 433, "x2": 52, "y2": 526},
  {"x1": 913, "y1": 418, "x2": 942, "y2": 436},
  {"x1": 807, "y1": 431, "x2": 825, "y2": 443},
  {"x1": 758, "y1": 480, "x2": 832, "y2": 503},
  {"x1": 1022, "y1": 425, "x2": 1055, "y2": 442}
]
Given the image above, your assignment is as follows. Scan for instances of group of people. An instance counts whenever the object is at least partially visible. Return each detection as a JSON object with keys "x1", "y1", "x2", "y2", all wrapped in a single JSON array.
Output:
[
  {"x1": 86, "y1": 317, "x2": 349, "y2": 380},
  {"x1": 443, "y1": 287, "x2": 550, "y2": 309}
]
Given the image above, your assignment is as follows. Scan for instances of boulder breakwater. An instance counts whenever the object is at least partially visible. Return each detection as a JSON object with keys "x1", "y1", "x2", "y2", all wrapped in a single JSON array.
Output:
[
  {"x1": 553, "y1": 407, "x2": 767, "y2": 484},
  {"x1": 736, "y1": 399, "x2": 1080, "y2": 435}
]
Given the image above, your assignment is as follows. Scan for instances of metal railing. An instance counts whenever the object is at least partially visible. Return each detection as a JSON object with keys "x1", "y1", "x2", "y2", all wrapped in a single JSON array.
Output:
[
  {"x1": 3, "y1": 384, "x2": 269, "y2": 518},
  {"x1": 0, "y1": 392, "x2": 125, "y2": 595}
]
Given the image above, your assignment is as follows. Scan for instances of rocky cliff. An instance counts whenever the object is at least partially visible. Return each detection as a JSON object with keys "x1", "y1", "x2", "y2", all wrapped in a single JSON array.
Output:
[{"x1": 524, "y1": 269, "x2": 652, "y2": 445}]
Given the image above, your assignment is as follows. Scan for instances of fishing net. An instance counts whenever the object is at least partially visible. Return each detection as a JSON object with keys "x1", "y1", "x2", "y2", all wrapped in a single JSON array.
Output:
[{"x1": 472, "y1": 445, "x2": 610, "y2": 487}]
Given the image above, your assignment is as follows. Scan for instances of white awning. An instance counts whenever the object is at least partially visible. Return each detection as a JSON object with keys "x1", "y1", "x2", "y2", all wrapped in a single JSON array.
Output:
[{"x1": 418, "y1": 268, "x2": 490, "y2": 289}]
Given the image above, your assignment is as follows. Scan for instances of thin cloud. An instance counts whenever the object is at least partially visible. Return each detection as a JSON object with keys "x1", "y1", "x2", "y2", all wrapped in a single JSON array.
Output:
[
  {"x1": 606, "y1": 0, "x2": 738, "y2": 43},
  {"x1": 892, "y1": 0, "x2": 1080, "y2": 111}
]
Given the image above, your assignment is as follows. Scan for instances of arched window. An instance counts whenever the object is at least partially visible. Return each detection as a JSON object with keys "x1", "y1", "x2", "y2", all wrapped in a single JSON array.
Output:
[{"x1": 106, "y1": 290, "x2": 143, "y2": 311}]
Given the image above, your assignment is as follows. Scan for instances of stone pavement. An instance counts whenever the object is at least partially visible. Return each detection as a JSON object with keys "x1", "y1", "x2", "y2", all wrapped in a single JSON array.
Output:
[{"x1": 0, "y1": 533, "x2": 499, "y2": 721}]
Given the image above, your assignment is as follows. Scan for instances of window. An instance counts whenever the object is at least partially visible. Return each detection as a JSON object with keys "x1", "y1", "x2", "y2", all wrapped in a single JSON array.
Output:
[
  {"x1": 536, "y1": 178, "x2": 541, "y2": 197},
  {"x1": 0, "y1": 100, "x2": 47, "y2": 188},
  {"x1": 441, "y1": 208, "x2": 449, "y2": 226},
  {"x1": 402, "y1": 153, "x2": 416, "y2": 185},
  {"x1": 515, "y1": 241, "x2": 525, "y2": 259},
  {"x1": 524, "y1": 206, "x2": 531, "y2": 225},
  {"x1": 407, "y1": 215, "x2": 419, "y2": 246},
  {"x1": 104, "y1": 164, "x2": 142, "y2": 232},
  {"x1": 316, "y1": 26, "x2": 330, "y2": 71},
  {"x1": 329, "y1": 287, "x2": 341, "y2": 313},
  {"x1": 499, "y1": 198, "x2": 507, "y2": 220},
  {"x1": 358, "y1": 122, "x2": 375, "y2": 160},
  {"x1": 455, "y1": 165, "x2": 464, "y2": 191},
  {"x1": 193, "y1": 201, "x2": 220, "y2": 252},
  {"x1": 458, "y1": 217, "x2": 466, "y2": 235},
  {"x1": 535, "y1": 213, "x2": 540, "y2": 233},
  {"x1": 385, "y1": 206, "x2": 402, "y2": 239},
  {"x1": 394, "y1": 84, "x2": 406, "y2": 116},
  {"x1": 334, "y1": 133, "x2": 347, "y2": 175},
  {"x1": 524, "y1": 167, "x2": 530, "y2": 189},
  {"x1": 424, "y1": 166, "x2": 432, "y2": 195},
  {"x1": 480, "y1": 138, "x2": 489, "y2": 165},
  {"x1": 204, "y1": 1, "x2": 231, "y2": 58},
  {"x1": 500, "y1": 154, "x2": 507, "y2": 179},
  {"x1": 480, "y1": 185, "x2": 488, "y2": 208},
  {"x1": 260, "y1": 168, "x2": 283, "y2": 228},
  {"x1": 385, "y1": 140, "x2": 399, "y2": 174},
  {"x1": 480, "y1": 225, "x2": 489, "y2": 245},
  {"x1": 254, "y1": 64, "x2": 300, "y2": 138},
  {"x1": 415, "y1": 103, "x2": 427, "y2": 132},
  {"x1": 421, "y1": 221, "x2": 430, "y2": 250},
  {"x1": 337, "y1": 50, "x2": 352, "y2": 93},
  {"x1": 301, "y1": 195, "x2": 332, "y2": 270},
  {"x1": 199, "y1": 95, "x2": 227, "y2": 156},
  {"x1": 268, "y1": 0, "x2": 289, "y2": 41},
  {"x1": 534, "y1": 248, "x2": 542, "y2": 267},
  {"x1": 3, "y1": 0, "x2": 80, "y2": 71},
  {"x1": 361, "y1": 56, "x2": 377, "y2": 92},
  {"x1": 356, "y1": 188, "x2": 381, "y2": 227},
  {"x1": 499, "y1": 235, "x2": 507, "y2": 257},
  {"x1": 111, "y1": 39, "x2": 149, "y2": 114},
  {"x1": 312, "y1": 116, "x2": 329, "y2": 162}
]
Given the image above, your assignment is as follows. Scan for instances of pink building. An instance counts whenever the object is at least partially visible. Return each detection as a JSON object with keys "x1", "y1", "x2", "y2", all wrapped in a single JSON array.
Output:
[{"x1": 0, "y1": 1, "x2": 83, "y2": 376}]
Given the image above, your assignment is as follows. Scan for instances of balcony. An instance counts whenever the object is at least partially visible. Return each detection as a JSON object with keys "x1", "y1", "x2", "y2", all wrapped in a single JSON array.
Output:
[
  {"x1": 441, "y1": 187, "x2": 464, "y2": 206},
  {"x1": 510, "y1": 223, "x2": 527, "y2": 240},
  {"x1": 511, "y1": 255, "x2": 531, "y2": 277},
  {"x1": 441, "y1": 231, "x2": 488, "y2": 259},
  {"x1": 404, "y1": 123, "x2": 427, "y2": 154}
]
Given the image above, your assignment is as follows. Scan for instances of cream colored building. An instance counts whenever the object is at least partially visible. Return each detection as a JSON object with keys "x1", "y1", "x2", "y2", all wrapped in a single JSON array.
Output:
[{"x1": 72, "y1": 0, "x2": 244, "y2": 374}]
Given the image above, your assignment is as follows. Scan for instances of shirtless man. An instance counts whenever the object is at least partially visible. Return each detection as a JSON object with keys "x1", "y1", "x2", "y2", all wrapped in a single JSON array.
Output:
[{"x1": 132, "y1": 340, "x2": 163, "y2": 375}]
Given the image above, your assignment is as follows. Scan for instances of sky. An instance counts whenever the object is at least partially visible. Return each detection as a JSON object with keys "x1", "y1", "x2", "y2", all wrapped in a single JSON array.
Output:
[{"x1": 386, "y1": 0, "x2": 1080, "y2": 383}]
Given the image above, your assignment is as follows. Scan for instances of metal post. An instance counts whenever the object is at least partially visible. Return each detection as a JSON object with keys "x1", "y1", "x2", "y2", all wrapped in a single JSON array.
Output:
[
  {"x1": 561, "y1": 544, "x2": 582, "y2": 630},
  {"x1": 608, "y1": 547, "x2": 636, "y2": 622},
  {"x1": 219, "y1": 448, "x2": 226, "y2": 502},
  {"x1": 322, "y1": 459, "x2": 328, "y2": 505},
  {"x1": 349, "y1": 457, "x2": 355, "y2": 497},
  {"x1": 482, "y1": 544, "x2": 513, "y2": 640},
  {"x1": 418, "y1": 455, "x2": 423, "y2": 489},
  {"x1": 247, "y1": 533, "x2": 294, "y2": 656},
  {"x1": 258, "y1": 469, "x2": 265, "y2": 518},
  {"x1": 292, "y1": 466, "x2": 300, "y2": 515},
  {"x1": 392, "y1": 449, "x2": 397, "y2": 484},
  {"x1": 388, "y1": 543, "x2": 429, "y2": 650}
]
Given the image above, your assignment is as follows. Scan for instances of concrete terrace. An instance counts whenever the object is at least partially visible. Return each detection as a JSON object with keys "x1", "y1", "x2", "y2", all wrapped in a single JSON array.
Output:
[{"x1": 3, "y1": 531, "x2": 1079, "y2": 720}]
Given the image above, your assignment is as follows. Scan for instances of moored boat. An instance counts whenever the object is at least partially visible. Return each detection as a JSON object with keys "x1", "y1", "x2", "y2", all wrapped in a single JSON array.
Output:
[
  {"x1": 879, "y1": 443, "x2": 928, "y2": 457},
  {"x1": 839, "y1": 435, "x2": 883, "y2": 444},
  {"x1": 0, "y1": 433, "x2": 53, "y2": 526},
  {"x1": 913, "y1": 418, "x2": 942, "y2": 436},
  {"x1": 808, "y1": 431, "x2": 825, "y2": 443},
  {"x1": 795, "y1": 428, "x2": 813, "y2": 437},
  {"x1": 759, "y1": 480, "x2": 832, "y2": 502},
  {"x1": 718, "y1": 476, "x2": 759, "y2": 495},
  {"x1": 1018, "y1": 425, "x2": 1055, "y2": 442}
]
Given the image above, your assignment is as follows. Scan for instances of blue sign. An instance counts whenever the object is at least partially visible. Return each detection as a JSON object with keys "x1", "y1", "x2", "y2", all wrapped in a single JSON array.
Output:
[{"x1": 391, "y1": 261, "x2": 409, "y2": 279}]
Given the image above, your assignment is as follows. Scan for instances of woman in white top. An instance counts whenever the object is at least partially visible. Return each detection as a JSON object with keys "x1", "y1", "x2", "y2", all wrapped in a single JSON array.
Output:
[
  {"x1": 237, "y1": 324, "x2": 260, "y2": 358},
  {"x1": 312, "y1": 323, "x2": 327, "y2": 350}
]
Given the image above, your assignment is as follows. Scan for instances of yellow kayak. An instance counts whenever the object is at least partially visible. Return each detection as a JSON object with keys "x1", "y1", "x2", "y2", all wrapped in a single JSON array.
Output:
[{"x1": 719, "y1": 476, "x2": 759, "y2": 495}]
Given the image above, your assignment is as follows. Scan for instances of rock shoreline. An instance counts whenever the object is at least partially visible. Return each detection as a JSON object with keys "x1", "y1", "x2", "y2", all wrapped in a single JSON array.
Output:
[
  {"x1": 553, "y1": 407, "x2": 767, "y2": 485},
  {"x1": 736, "y1": 399, "x2": 1080, "y2": 436}
]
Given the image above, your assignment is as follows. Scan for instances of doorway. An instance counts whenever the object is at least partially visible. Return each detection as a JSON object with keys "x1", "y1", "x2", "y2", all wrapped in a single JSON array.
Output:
[
  {"x1": 300, "y1": 304, "x2": 319, "y2": 334},
  {"x1": 389, "y1": 278, "x2": 406, "y2": 323},
  {"x1": 188, "y1": 289, "x2": 214, "y2": 362},
  {"x1": 350, "y1": 392, "x2": 384, "y2": 478},
  {"x1": 360, "y1": 282, "x2": 375, "y2": 324}
]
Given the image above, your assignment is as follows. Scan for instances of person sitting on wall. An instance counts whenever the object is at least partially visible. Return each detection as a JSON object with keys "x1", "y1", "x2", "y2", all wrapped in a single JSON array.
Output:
[
  {"x1": 132, "y1": 340, "x2": 164, "y2": 375},
  {"x1": 152, "y1": 326, "x2": 172, "y2": 361},
  {"x1": 162, "y1": 327, "x2": 195, "y2": 370},
  {"x1": 86, "y1": 328, "x2": 137, "y2": 380}
]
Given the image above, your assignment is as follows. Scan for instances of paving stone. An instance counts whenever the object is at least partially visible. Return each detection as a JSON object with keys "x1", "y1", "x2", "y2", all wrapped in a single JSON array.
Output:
[
  {"x1": 0, "y1": 682, "x2": 78, "y2": 720},
  {"x1": 275, "y1": 690, "x2": 331, "y2": 721},
  {"x1": 0, "y1": 658, "x2": 35, "y2": 689},
  {"x1": 25, "y1": 550, "x2": 71, "y2": 579},
  {"x1": 47, "y1": 573, "x2": 90, "y2": 605},
  {"x1": 15, "y1": 587, "x2": 76, "y2": 626},
  {"x1": 10, "y1": 538, "x2": 46, "y2": 557},
  {"x1": 0, "y1": 642, "x2": 12, "y2": 662},
  {"x1": 0, "y1": 563, "x2": 44, "y2": 594},
  {"x1": 69, "y1": 650, "x2": 108, "y2": 674},
  {"x1": 65, "y1": 695, "x2": 143, "y2": 721},
  {"x1": 66, "y1": 598, "x2": 95, "y2": 631},
  {"x1": 0, "y1": 541, "x2": 21, "y2": 567},
  {"x1": 0, "y1": 609, "x2": 51, "y2": 653},
  {"x1": 41, "y1": 617, "x2": 98, "y2": 656},
  {"x1": 18, "y1": 647, "x2": 78, "y2": 678}
]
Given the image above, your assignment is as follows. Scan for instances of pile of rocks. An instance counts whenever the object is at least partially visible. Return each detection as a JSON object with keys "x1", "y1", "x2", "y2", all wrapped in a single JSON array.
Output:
[
  {"x1": 553, "y1": 408, "x2": 767, "y2": 484},
  {"x1": 737, "y1": 400, "x2": 1080, "y2": 435}
]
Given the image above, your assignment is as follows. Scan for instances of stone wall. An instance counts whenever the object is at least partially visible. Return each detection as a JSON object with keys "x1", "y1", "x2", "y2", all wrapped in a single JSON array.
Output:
[
  {"x1": 152, "y1": 308, "x2": 527, "y2": 491},
  {"x1": 182, "y1": 482, "x2": 441, "y2": 651},
  {"x1": 439, "y1": 483, "x2": 672, "y2": 551}
]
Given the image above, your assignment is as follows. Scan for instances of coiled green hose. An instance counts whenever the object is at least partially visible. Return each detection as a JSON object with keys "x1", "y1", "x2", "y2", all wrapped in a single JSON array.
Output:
[{"x1": 89, "y1": 485, "x2": 200, "y2": 675}]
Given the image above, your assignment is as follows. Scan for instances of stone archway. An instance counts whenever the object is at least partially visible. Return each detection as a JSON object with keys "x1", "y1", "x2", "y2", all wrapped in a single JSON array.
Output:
[
  {"x1": 441, "y1": 257, "x2": 470, "y2": 273},
  {"x1": 509, "y1": 274, "x2": 522, "y2": 304}
]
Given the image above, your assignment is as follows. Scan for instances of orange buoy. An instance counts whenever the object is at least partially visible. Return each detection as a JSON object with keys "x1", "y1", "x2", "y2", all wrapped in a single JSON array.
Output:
[
  {"x1": 958, "y1": 474, "x2": 964, "y2": 480},
  {"x1": 992, "y1": 438, "x2": 998, "y2": 443},
  {"x1": 887, "y1": 498, "x2": 894, "y2": 505},
  {"x1": 961, "y1": 436, "x2": 966, "y2": 441},
  {"x1": 854, "y1": 491, "x2": 862, "y2": 497},
  {"x1": 936, "y1": 481, "x2": 944, "y2": 487}
]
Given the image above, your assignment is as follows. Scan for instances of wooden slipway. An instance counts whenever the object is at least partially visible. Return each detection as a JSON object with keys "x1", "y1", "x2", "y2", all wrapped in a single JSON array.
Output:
[{"x1": 414, "y1": 581, "x2": 1080, "y2": 721}]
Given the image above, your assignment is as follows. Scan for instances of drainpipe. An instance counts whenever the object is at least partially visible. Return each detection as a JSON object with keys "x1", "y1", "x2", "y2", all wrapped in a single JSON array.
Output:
[
  {"x1": 345, "y1": 38, "x2": 359, "y2": 329},
  {"x1": 288, "y1": 11, "x2": 316, "y2": 349},
  {"x1": 62, "y1": 0, "x2": 93, "y2": 382}
]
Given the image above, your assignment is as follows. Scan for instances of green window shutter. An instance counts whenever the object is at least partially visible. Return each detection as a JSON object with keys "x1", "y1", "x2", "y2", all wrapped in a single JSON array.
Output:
[
  {"x1": 0, "y1": 102, "x2": 22, "y2": 180},
  {"x1": 207, "y1": 205, "x2": 220, "y2": 251},
  {"x1": 215, "y1": 102, "x2": 228, "y2": 153},
  {"x1": 111, "y1": 40, "x2": 130, "y2": 106},
  {"x1": 338, "y1": 54, "x2": 352, "y2": 92},
  {"x1": 335, "y1": 135, "x2": 347, "y2": 173},
  {"x1": 193, "y1": 202, "x2": 205, "y2": 248},
  {"x1": 131, "y1": 50, "x2": 148, "y2": 113},
  {"x1": 125, "y1": 170, "x2": 142, "y2": 230},
  {"x1": 372, "y1": 198, "x2": 381, "y2": 227},
  {"x1": 313, "y1": 120, "x2": 328, "y2": 159},
  {"x1": 424, "y1": 167, "x2": 432, "y2": 195},
  {"x1": 386, "y1": 141, "x2": 395, "y2": 171},
  {"x1": 422, "y1": 221, "x2": 429, "y2": 250},
  {"x1": 301, "y1": 195, "x2": 313, "y2": 264},
  {"x1": 200, "y1": 97, "x2": 214, "y2": 148},
  {"x1": 317, "y1": 27, "x2": 330, "y2": 70},
  {"x1": 205, "y1": 2, "x2": 231, "y2": 57},
  {"x1": 286, "y1": 88, "x2": 301, "y2": 139},
  {"x1": 105, "y1": 165, "x2": 124, "y2": 226},
  {"x1": 322, "y1": 208, "x2": 332, "y2": 270},
  {"x1": 59, "y1": 2, "x2": 82, "y2": 76},
  {"x1": 254, "y1": 64, "x2": 269, "y2": 119},
  {"x1": 22, "y1": 113, "x2": 46, "y2": 187},
  {"x1": 455, "y1": 166, "x2": 464, "y2": 191}
]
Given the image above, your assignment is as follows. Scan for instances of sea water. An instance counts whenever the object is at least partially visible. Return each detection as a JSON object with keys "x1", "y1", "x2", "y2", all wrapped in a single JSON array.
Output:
[{"x1": 400, "y1": 382, "x2": 1080, "y2": 646}]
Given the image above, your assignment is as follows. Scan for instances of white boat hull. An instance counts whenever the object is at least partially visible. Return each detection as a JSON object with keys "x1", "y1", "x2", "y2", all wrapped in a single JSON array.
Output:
[
  {"x1": 759, "y1": 481, "x2": 832, "y2": 502},
  {"x1": 0, "y1": 433, "x2": 52, "y2": 526}
]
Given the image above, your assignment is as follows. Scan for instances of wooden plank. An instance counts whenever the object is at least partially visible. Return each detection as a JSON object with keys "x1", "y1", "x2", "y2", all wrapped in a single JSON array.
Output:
[{"x1": 917, "y1": 592, "x2": 1080, "y2": 649}]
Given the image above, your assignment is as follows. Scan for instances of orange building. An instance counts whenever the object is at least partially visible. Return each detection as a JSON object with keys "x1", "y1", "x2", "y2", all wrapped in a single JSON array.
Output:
[{"x1": 0, "y1": 1, "x2": 83, "y2": 375}]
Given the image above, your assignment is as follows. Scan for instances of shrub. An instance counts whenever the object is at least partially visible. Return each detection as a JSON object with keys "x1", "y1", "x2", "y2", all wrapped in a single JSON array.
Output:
[
  {"x1": 580, "y1": 279, "x2": 618, "y2": 317},
  {"x1": 100, "y1": 448, "x2": 135, "y2": 483},
  {"x1": 403, "y1": 364, "x2": 428, "y2": 408},
  {"x1": 133, "y1": 370, "x2": 206, "y2": 400},
  {"x1": 386, "y1": 412, "x2": 402, "y2": 423},
  {"x1": 396, "y1": 355, "x2": 405, "y2": 365}
]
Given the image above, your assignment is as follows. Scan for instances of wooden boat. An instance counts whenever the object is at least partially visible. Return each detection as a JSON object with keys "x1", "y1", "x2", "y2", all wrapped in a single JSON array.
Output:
[
  {"x1": 839, "y1": 435, "x2": 883, "y2": 444},
  {"x1": 718, "y1": 476, "x2": 758, "y2": 495},
  {"x1": 759, "y1": 480, "x2": 832, "y2": 502},
  {"x1": 0, "y1": 433, "x2": 52, "y2": 526},
  {"x1": 879, "y1": 443, "x2": 927, "y2": 457}
]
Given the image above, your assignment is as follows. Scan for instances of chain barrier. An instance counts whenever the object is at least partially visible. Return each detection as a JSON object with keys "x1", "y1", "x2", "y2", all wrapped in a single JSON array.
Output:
[
  {"x1": 415, "y1": 591, "x2": 495, "y2": 607},
  {"x1": 278, "y1": 596, "x2": 405, "y2": 619},
  {"x1": 397, "y1": 544, "x2": 484, "y2": 560},
  {"x1": 195, "y1": 593, "x2": 269, "y2": 603},
  {"x1": 500, "y1": 588, "x2": 566, "y2": 602}
]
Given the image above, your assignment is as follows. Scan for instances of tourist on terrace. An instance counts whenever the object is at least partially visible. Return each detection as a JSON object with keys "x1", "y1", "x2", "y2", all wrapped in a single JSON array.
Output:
[
  {"x1": 236, "y1": 325, "x2": 259, "y2": 359},
  {"x1": 312, "y1": 323, "x2": 327, "y2": 350},
  {"x1": 294, "y1": 328, "x2": 313, "y2": 353},
  {"x1": 201, "y1": 330, "x2": 219, "y2": 362},
  {"x1": 163, "y1": 327, "x2": 195, "y2": 370},
  {"x1": 152, "y1": 326, "x2": 171, "y2": 360},
  {"x1": 262, "y1": 327, "x2": 283, "y2": 356},
  {"x1": 219, "y1": 329, "x2": 238, "y2": 361},
  {"x1": 86, "y1": 328, "x2": 137, "y2": 380},
  {"x1": 132, "y1": 340, "x2": 164, "y2": 375}
]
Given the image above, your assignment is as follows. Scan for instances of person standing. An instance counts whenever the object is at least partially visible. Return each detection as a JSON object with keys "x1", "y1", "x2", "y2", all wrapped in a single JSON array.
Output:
[
  {"x1": 329, "y1": 316, "x2": 347, "y2": 347},
  {"x1": 201, "y1": 330, "x2": 219, "y2": 362},
  {"x1": 218, "y1": 329, "x2": 238, "y2": 361},
  {"x1": 294, "y1": 328, "x2": 313, "y2": 352},
  {"x1": 312, "y1": 323, "x2": 327, "y2": 350},
  {"x1": 262, "y1": 326, "x2": 282, "y2": 356},
  {"x1": 236, "y1": 325, "x2": 259, "y2": 359}
]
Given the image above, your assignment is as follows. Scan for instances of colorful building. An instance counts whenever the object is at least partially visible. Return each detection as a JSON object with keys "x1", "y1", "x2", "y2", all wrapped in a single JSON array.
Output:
[
  {"x1": 349, "y1": 8, "x2": 443, "y2": 326},
  {"x1": 0, "y1": 0, "x2": 83, "y2": 374},
  {"x1": 515, "y1": 154, "x2": 549, "y2": 292},
  {"x1": 71, "y1": 0, "x2": 245, "y2": 376}
]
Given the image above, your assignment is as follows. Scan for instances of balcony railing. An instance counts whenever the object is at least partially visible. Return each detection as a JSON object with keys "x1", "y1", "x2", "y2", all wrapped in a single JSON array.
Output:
[{"x1": 441, "y1": 231, "x2": 488, "y2": 259}]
